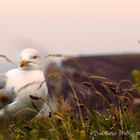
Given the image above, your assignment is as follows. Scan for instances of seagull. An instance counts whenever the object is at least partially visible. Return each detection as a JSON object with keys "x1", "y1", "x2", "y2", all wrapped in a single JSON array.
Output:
[{"x1": 0, "y1": 48, "x2": 48, "y2": 121}]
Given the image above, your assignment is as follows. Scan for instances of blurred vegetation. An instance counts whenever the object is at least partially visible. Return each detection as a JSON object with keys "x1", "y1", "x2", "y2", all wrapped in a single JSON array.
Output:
[
  {"x1": 0, "y1": 70, "x2": 139, "y2": 140},
  {"x1": 132, "y1": 70, "x2": 140, "y2": 93},
  {"x1": 1, "y1": 53, "x2": 140, "y2": 139}
]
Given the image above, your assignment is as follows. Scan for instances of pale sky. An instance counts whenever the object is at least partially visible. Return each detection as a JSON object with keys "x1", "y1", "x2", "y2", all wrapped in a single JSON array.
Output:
[{"x1": 0, "y1": 0, "x2": 140, "y2": 63}]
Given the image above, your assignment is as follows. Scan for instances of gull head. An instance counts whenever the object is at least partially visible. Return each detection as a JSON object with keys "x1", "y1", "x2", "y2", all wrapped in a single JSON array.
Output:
[{"x1": 19, "y1": 48, "x2": 43, "y2": 70}]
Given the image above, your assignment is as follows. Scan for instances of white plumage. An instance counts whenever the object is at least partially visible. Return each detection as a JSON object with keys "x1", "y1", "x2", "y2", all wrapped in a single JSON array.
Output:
[{"x1": 0, "y1": 48, "x2": 48, "y2": 121}]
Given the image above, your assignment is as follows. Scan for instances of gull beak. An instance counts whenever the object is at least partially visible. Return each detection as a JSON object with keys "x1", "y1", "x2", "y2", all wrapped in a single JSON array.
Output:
[{"x1": 20, "y1": 59, "x2": 30, "y2": 67}]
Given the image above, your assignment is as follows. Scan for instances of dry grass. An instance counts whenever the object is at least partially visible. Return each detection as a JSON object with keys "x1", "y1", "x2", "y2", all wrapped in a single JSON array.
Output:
[
  {"x1": 0, "y1": 54, "x2": 140, "y2": 140},
  {"x1": 0, "y1": 72, "x2": 138, "y2": 140}
]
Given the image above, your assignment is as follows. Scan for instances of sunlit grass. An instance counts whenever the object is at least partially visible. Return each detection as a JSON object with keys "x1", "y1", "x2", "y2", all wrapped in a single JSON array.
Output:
[
  {"x1": 0, "y1": 74, "x2": 139, "y2": 140},
  {"x1": 0, "y1": 54, "x2": 140, "y2": 140}
]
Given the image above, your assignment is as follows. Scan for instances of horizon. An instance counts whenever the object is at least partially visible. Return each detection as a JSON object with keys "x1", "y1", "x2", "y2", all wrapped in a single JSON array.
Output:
[
  {"x1": 0, "y1": 0, "x2": 140, "y2": 72},
  {"x1": 0, "y1": 0, "x2": 140, "y2": 58},
  {"x1": 1, "y1": 52, "x2": 140, "y2": 73}
]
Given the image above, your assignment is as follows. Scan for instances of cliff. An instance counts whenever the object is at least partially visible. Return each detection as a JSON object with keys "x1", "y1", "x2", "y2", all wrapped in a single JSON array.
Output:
[{"x1": 47, "y1": 54, "x2": 140, "y2": 112}]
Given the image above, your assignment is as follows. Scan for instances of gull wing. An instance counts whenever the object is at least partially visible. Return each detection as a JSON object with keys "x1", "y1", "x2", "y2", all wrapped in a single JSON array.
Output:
[{"x1": 0, "y1": 74, "x2": 16, "y2": 109}]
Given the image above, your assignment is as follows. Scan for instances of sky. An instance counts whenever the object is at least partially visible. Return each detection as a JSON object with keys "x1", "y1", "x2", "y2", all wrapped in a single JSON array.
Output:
[{"x1": 0, "y1": 0, "x2": 140, "y2": 66}]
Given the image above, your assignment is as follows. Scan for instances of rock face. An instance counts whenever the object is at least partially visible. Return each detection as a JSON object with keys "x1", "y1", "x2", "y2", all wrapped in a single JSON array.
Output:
[
  {"x1": 62, "y1": 55, "x2": 140, "y2": 82},
  {"x1": 47, "y1": 55, "x2": 140, "y2": 112}
]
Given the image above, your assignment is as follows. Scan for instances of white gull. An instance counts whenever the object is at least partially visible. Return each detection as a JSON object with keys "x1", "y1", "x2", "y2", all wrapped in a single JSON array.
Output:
[{"x1": 0, "y1": 48, "x2": 48, "y2": 121}]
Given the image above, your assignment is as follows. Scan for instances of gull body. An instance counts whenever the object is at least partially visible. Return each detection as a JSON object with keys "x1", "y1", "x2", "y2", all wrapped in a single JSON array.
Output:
[{"x1": 0, "y1": 48, "x2": 48, "y2": 121}]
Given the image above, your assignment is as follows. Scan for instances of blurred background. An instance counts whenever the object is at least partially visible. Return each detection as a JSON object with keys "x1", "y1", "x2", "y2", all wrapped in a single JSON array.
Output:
[
  {"x1": 0, "y1": 1, "x2": 140, "y2": 68},
  {"x1": 0, "y1": 0, "x2": 140, "y2": 124},
  {"x1": 1, "y1": 1, "x2": 140, "y2": 135},
  {"x1": 0, "y1": 0, "x2": 140, "y2": 81}
]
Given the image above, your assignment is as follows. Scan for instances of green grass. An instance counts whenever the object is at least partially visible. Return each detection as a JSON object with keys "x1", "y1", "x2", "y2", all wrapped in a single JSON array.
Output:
[
  {"x1": 2, "y1": 102, "x2": 138, "y2": 140},
  {"x1": 0, "y1": 71, "x2": 140, "y2": 140},
  {"x1": 0, "y1": 54, "x2": 140, "y2": 140}
]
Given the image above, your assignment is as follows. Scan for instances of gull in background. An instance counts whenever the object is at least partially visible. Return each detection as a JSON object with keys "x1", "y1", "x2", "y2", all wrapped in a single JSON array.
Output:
[{"x1": 0, "y1": 48, "x2": 49, "y2": 121}]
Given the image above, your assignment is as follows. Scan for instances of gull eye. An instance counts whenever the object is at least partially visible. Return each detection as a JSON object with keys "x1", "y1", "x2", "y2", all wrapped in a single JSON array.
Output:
[{"x1": 32, "y1": 56, "x2": 38, "y2": 59}]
